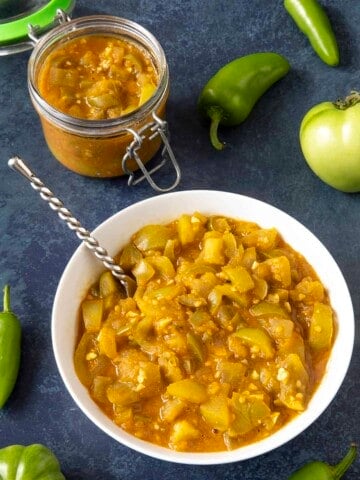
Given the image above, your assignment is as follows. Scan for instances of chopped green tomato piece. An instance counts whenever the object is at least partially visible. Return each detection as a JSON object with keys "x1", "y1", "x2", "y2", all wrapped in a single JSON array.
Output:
[
  {"x1": 92, "y1": 375, "x2": 112, "y2": 403},
  {"x1": 98, "y1": 326, "x2": 117, "y2": 359},
  {"x1": 278, "y1": 331, "x2": 306, "y2": 361},
  {"x1": 133, "y1": 317, "x2": 153, "y2": 344},
  {"x1": 177, "y1": 214, "x2": 196, "y2": 245},
  {"x1": 49, "y1": 67, "x2": 79, "y2": 87},
  {"x1": 107, "y1": 382, "x2": 140, "y2": 405},
  {"x1": 114, "y1": 406, "x2": 133, "y2": 425},
  {"x1": 88, "y1": 93, "x2": 119, "y2": 108},
  {"x1": 309, "y1": 302, "x2": 333, "y2": 350},
  {"x1": 146, "y1": 256, "x2": 176, "y2": 279},
  {"x1": 103, "y1": 291, "x2": 122, "y2": 314},
  {"x1": 119, "y1": 243, "x2": 142, "y2": 271},
  {"x1": 145, "y1": 284, "x2": 184, "y2": 301},
  {"x1": 158, "y1": 351, "x2": 183, "y2": 383},
  {"x1": 160, "y1": 398, "x2": 187, "y2": 422},
  {"x1": 167, "y1": 379, "x2": 208, "y2": 403},
  {"x1": 278, "y1": 354, "x2": 309, "y2": 411},
  {"x1": 180, "y1": 263, "x2": 217, "y2": 278},
  {"x1": 222, "y1": 265, "x2": 255, "y2": 292},
  {"x1": 132, "y1": 259, "x2": 155, "y2": 285},
  {"x1": 178, "y1": 293, "x2": 207, "y2": 308},
  {"x1": 189, "y1": 309, "x2": 213, "y2": 328},
  {"x1": 267, "y1": 318, "x2": 294, "y2": 340},
  {"x1": 263, "y1": 255, "x2": 292, "y2": 288},
  {"x1": 164, "y1": 332, "x2": 187, "y2": 353},
  {"x1": 216, "y1": 360, "x2": 247, "y2": 385},
  {"x1": 223, "y1": 231, "x2": 238, "y2": 258},
  {"x1": 201, "y1": 237, "x2": 225, "y2": 265},
  {"x1": 137, "y1": 361, "x2": 161, "y2": 397},
  {"x1": 234, "y1": 327, "x2": 275, "y2": 359},
  {"x1": 207, "y1": 216, "x2": 230, "y2": 233},
  {"x1": 139, "y1": 82, "x2": 156, "y2": 104},
  {"x1": 200, "y1": 395, "x2": 230, "y2": 432},
  {"x1": 74, "y1": 332, "x2": 97, "y2": 387},
  {"x1": 163, "y1": 239, "x2": 178, "y2": 263},
  {"x1": 242, "y1": 228, "x2": 278, "y2": 251},
  {"x1": 252, "y1": 275, "x2": 268, "y2": 299},
  {"x1": 82, "y1": 298, "x2": 103, "y2": 332},
  {"x1": 186, "y1": 332, "x2": 206, "y2": 363},
  {"x1": 290, "y1": 276, "x2": 325, "y2": 303},
  {"x1": 241, "y1": 246, "x2": 257, "y2": 268},
  {"x1": 99, "y1": 271, "x2": 119, "y2": 297},
  {"x1": 132, "y1": 224, "x2": 174, "y2": 251},
  {"x1": 208, "y1": 284, "x2": 249, "y2": 313},
  {"x1": 249, "y1": 300, "x2": 289, "y2": 318},
  {"x1": 229, "y1": 393, "x2": 271, "y2": 436},
  {"x1": 170, "y1": 420, "x2": 200, "y2": 445}
]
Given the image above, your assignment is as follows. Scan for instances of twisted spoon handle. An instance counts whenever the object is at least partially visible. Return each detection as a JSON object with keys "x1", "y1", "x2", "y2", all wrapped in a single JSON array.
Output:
[{"x1": 8, "y1": 156, "x2": 136, "y2": 297}]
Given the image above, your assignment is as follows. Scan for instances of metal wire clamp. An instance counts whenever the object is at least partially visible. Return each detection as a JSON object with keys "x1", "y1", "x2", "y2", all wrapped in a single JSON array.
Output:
[{"x1": 122, "y1": 112, "x2": 181, "y2": 192}]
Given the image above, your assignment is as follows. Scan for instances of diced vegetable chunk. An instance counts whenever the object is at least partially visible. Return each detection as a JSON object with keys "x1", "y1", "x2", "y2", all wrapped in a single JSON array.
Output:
[
  {"x1": 177, "y1": 214, "x2": 196, "y2": 245},
  {"x1": 201, "y1": 237, "x2": 225, "y2": 265},
  {"x1": 234, "y1": 327, "x2": 275, "y2": 359},
  {"x1": 309, "y1": 302, "x2": 333, "y2": 350},
  {"x1": 278, "y1": 354, "x2": 309, "y2": 411},
  {"x1": 132, "y1": 259, "x2": 155, "y2": 285},
  {"x1": 200, "y1": 395, "x2": 230, "y2": 432},
  {"x1": 107, "y1": 382, "x2": 139, "y2": 406},
  {"x1": 99, "y1": 271, "x2": 119, "y2": 297},
  {"x1": 133, "y1": 225, "x2": 174, "y2": 251},
  {"x1": 222, "y1": 265, "x2": 255, "y2": 292},
  {"x1": 250, "y1": 300, "x2": 289, "y2": 318},
  {"x1": 160, "y1": 398, "x2": 187, "y2": 422},
  {"x1": 216, "y1": 360, "x2": 247, "y2": 385},
  {"x1": 82, "y1": 299, "x2": 103, "y2": 332},
  {"x1": 98, "y1": 326, "x2": 117, "y2": 359},
  {"x1": 170, "y1": 420, "x2": 200, "y2": 446},
  {"x1": 229, "y1": 393, "x2": 272, "y2": 436},
  {"x1": 167, "y1": 379, "x2": 208, "y2": 403}
]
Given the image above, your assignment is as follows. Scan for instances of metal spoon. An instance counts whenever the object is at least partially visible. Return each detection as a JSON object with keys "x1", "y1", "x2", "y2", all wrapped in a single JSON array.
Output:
[{"x1": 8, "y1": 156, "x2": 137, "y2": 298}]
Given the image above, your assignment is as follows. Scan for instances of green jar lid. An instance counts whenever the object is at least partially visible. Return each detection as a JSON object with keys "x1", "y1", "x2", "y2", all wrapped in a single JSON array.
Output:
[{"x1": 0, "y1": 0, "x2": 75, "y2": 54}]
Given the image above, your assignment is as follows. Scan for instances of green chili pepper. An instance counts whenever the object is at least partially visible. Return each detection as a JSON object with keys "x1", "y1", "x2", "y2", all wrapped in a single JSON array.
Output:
[
  {"x1": 197, "y1": 52, "x2": 290, "y2": 150},
  {"x1": 284, "y1": 0, "x2": 339, "y2": 66},
  {"x1": 0, "y1": 285, "x2": 21, "y2": 408},
  {"x1": 288, "y1": 444, "x2": 357, "y2": 480},
  {"x1": 0, "y1": 444, "x2": 66, "y2": 479}
]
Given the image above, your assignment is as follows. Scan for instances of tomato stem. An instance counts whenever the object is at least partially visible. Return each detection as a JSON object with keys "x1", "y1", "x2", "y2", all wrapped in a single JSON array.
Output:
[{"x1": 334, "y1": 90, "x2": 360, "y2": 110}]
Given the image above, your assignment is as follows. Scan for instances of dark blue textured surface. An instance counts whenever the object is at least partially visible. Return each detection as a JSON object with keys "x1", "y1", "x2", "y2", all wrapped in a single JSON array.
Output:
[{"x1": 0, "y1": 1, "x2": 359, "y2": 478}]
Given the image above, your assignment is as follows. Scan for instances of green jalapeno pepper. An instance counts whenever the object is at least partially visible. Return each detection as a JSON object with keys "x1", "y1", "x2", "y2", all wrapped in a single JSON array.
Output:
[
  {"x1": 197, "y1": 52, "x2": 290, "y2": 150},
  {"x1": 0, "y1": 444, "x2": 65, "y2": 479},
  {"x1": 288, "y1": 444, "x2": 357, "y2": 480},
  {"x1": 0, "y1": 285, "x2": 21, "y2": 408},
  {"x1": 284, "y1": 0, "x2": 339, "y2": 66}
]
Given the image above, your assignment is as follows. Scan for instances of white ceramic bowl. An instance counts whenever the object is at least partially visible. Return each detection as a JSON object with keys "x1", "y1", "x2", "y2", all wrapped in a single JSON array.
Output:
[{"x1": 52, "y1": 190, "x2": 354, "y2": 465}]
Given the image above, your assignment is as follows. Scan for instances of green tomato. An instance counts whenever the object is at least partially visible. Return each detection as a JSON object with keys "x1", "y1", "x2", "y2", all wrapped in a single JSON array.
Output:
[
  {"x1": 0, "y1": 444, "x2": 65, "y2": 480},
  {"x1": 300, "y1": 92, "x2": 360, "y2": 192}
]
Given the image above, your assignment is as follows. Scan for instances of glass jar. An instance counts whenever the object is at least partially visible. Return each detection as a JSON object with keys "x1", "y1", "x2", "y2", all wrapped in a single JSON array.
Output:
[{"x1": 27, "y1": 11, "x2": 180, "y2": 192}]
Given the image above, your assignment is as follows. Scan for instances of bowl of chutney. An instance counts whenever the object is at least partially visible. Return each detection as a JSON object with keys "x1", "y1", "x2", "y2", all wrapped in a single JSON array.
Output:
[{"x1": 52, "y1": 190, "x2": 354, "y2": 464}]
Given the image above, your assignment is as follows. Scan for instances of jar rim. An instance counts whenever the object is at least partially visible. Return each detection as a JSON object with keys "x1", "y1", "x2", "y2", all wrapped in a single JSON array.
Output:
[{"x1": 28, "y1": 14, "x2": 169, "y2": 137}]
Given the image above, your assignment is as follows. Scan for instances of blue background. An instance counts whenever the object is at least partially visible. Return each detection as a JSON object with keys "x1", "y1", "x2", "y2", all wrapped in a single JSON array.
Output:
[{"x1": 0, "y1": 1, "x2": 359, "y2": 478}]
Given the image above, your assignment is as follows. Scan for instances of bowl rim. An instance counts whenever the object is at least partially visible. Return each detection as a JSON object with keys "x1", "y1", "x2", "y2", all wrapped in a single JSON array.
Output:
[{"x1": 52, "y1": 189, "x2": 354, "y2": 465}]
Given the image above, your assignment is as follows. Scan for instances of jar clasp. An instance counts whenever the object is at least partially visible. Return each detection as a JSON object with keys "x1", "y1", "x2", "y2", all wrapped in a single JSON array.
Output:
[
  {"x1": 122, "y1": 112, "x2": 181, "y2": 192},
  {"x1": 28, "y1": 9, "x2": 72, "y2": 44}
]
